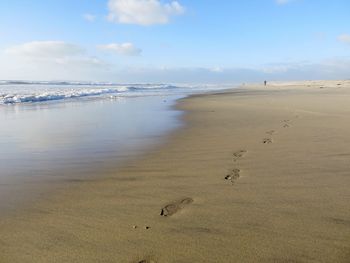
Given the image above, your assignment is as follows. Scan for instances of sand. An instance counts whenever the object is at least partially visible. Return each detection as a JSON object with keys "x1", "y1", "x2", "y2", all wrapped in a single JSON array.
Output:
[{"x1": 1, "y1": 80, "x2": 350, "y2": 262}]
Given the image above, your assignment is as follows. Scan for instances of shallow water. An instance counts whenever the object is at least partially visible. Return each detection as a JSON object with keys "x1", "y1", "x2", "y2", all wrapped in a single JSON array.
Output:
[
  {"x1": 0, "y1": 82, "x2": 231, "y2": 215},
  {"x1": 0, "y1": 95, "x2": 184, "y2": 215}
]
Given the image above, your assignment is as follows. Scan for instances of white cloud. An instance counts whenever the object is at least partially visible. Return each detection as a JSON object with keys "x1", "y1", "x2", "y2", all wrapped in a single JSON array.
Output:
[
  {"x1": 210, "y1": 67, "x2": 224, "y2": 73},
  {"x1": 338, "y1": 34, "x2": 350, "y2": 45},
  {"x1": 107, "y1": 0, "x2": 185, "y2": 25},
  {"x1": 1, "y1": 42, "x2": 350, "y2": 82},
  {"x1": 98, "y1": 43, "x2": 142, "y2": 56},
  {"x1": 1, "y1": 41, "x2": 108, "y2": 80},
  {"x1": 5, "y1": 41, "x2": 84, "y2": 59},
  {"x1": 258, "y1": 58, "x2": 350, "y2": 80},
  {"x1": 83, "y1": 13, "x2": 97, "y2": 22},
  {"x1": 120, "y1": 57, "x2": 350, "y2": 83}
]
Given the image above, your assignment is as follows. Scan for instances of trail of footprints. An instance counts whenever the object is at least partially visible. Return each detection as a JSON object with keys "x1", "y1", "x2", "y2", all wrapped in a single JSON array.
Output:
[
  {"x1": 155, "y1": 116, "x2": 298, "y2": 220},
  {"x1": 262, "y1": 118, "x2": 296, "y2": 145},
  {"x1": 225, "y1": 116, "x2": 298, "y2": 185},
  {"x1": 153, "y1": 116, "x2": 299, "y2": 222},
  {"x1": 224, "y1": 149, "x2": 247, "y2": 184},
  {"x1": 134, "y1": 116, "x2": 300, "y2": 261}
]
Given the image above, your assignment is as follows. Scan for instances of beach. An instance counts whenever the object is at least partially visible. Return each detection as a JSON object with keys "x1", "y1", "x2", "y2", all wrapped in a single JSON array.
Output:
[{"x1": 1, "y1": 80, "x2": 350, "y2": 262}]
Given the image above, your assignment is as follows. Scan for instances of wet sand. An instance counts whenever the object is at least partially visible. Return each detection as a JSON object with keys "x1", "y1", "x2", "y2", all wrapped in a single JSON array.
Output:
[{"x1": 1, "y1": 80, "x2": 350, "y2": 262}]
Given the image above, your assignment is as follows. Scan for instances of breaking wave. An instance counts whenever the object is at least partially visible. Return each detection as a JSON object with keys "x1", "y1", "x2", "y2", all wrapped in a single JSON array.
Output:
[{"x1": 0, "y1": 81, "x2": 206, "y2": 105}]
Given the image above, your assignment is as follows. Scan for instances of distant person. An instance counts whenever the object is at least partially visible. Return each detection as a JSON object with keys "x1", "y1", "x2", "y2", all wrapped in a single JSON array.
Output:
[{"x1": 264, "y1": 80, "x2": 267, "y2": 86}]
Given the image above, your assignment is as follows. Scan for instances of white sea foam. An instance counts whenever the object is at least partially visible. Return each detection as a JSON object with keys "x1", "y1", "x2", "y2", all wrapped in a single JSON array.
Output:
[
  {"x1": 0, "y1": 87, "x2": 129, "y2": 104},
  {"x1": 0, "y1": 81, "x2": 229, "y2": 105}
]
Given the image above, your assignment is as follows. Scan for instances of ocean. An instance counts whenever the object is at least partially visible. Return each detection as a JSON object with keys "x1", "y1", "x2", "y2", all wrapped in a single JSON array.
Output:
[{"x1": 0, "y1": 81, "x2": 229, "y2": 214}]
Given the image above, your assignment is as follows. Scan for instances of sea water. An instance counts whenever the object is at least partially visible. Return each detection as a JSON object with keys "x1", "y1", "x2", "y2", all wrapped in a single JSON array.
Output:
[{"x1": 0, "y1": 81, "x2": 228, "y2": 214}]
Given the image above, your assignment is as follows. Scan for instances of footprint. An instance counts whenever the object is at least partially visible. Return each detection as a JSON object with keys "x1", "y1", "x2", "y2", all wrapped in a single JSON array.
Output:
[
  {"x1": 160, "y1": 198, "x2": 194, "y2": 217},
  {"x1": 225, "y1": 168, "x2": 240, "y2": 183},
  {"x1": 266, "y1": 130, "x2": 275, "y2": 135},
  {"x1": 262, "y1": 138, "x2": 273, "y2": 144},
  {"x1": 138, "y1": 259, "x2": 156, "y2": 263},
  {"x1": 232, "y1": 150, "x2": 247, "y2": 162},
  {"x1": 282, "y1": 119, "x2": 291, "y2": 128}
]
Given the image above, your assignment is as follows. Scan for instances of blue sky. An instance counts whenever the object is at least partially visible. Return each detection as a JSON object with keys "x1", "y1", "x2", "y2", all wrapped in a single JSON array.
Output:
[{"x1": 0, "y1": 0, "x2": 349, "y2": 83}]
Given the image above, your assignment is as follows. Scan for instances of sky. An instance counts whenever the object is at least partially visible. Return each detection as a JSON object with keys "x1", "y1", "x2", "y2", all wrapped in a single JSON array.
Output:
[{"x1": 0, "y1": 0, "x2": 349, "y2": 83}]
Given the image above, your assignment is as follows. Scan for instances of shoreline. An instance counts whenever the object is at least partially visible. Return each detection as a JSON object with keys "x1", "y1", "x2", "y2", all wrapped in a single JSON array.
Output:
[
  {"x1": 0, "y1": 94, "x2": 186, "y2": 218},
  {"x1": 1, "y1": 80, "x2": 350, "y2": 262}
]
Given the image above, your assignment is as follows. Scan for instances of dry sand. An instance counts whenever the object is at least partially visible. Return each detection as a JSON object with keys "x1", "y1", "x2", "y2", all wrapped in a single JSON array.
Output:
[{"x1": 1, "y1": 80, "x2": 350, "y2": 262}]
